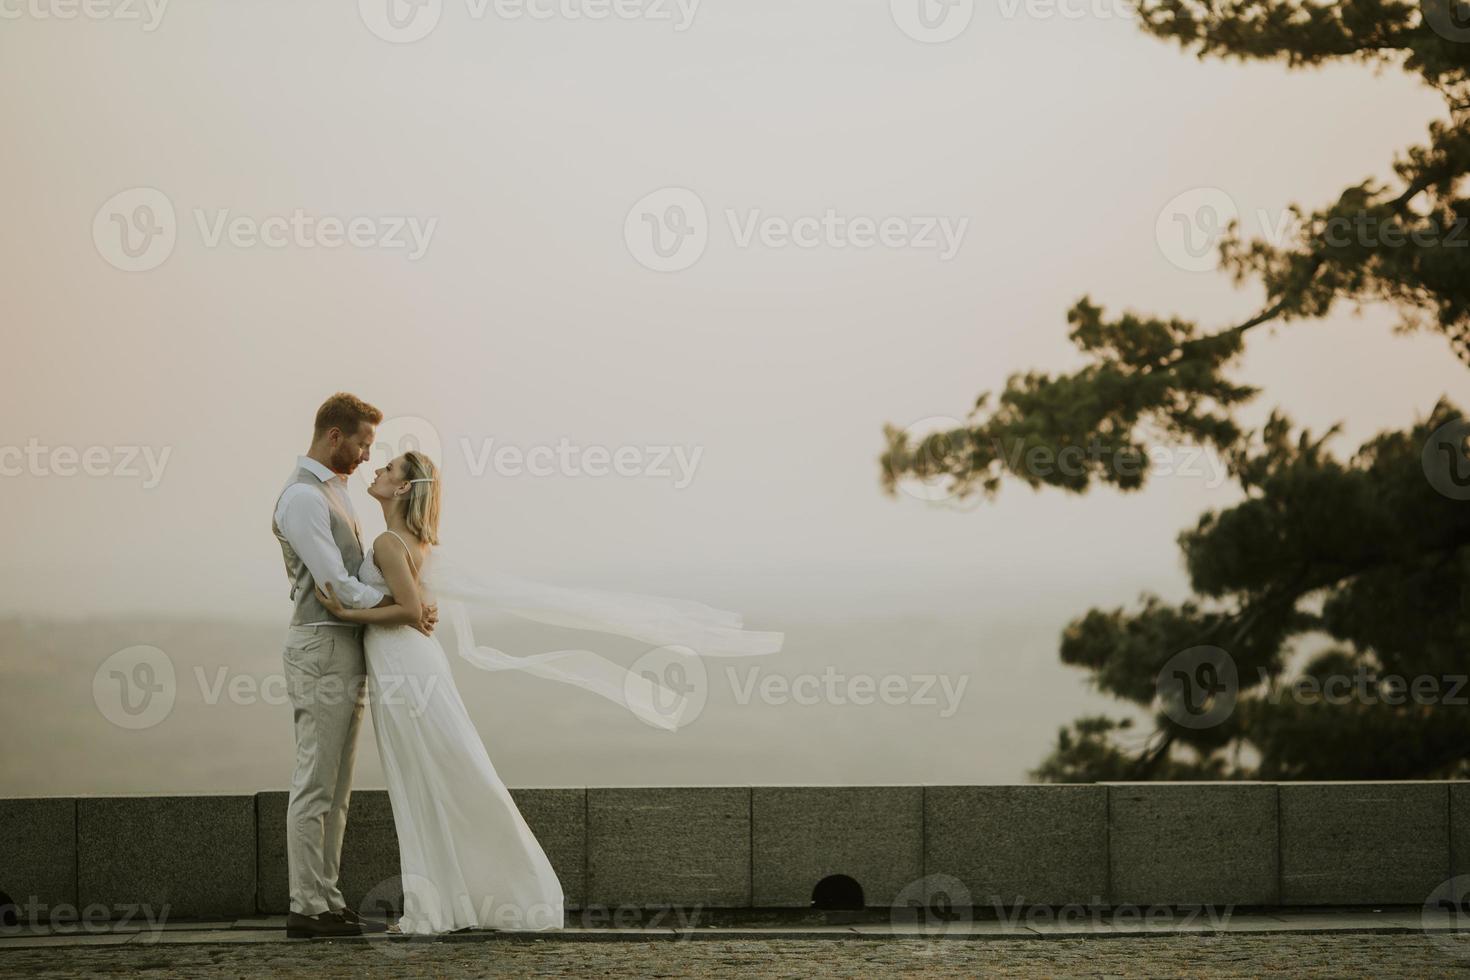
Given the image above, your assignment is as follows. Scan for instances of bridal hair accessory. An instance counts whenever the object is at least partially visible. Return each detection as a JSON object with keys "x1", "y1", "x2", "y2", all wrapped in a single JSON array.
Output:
[{"x1": 407, "y1": 477, "x2": 437, "y2": 484}]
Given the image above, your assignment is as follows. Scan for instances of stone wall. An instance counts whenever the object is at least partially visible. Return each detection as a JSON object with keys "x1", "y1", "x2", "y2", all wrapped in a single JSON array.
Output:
[{"x1": 1, "y1": 782, "x2": 1462, "y2": 919}]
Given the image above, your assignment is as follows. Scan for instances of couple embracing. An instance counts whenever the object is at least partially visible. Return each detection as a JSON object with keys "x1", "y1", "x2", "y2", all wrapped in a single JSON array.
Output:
[
  {"x1": 271, "y1": 393, "x2": 782, "y2": 939},
  {"x1": 272, "y1": 393, "x2": 560, "y2": 938}
]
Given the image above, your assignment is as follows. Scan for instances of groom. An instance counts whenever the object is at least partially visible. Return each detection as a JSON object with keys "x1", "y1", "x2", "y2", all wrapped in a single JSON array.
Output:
[{"x1": 272, "y1": 392, "x2": 437, "y2": 939}]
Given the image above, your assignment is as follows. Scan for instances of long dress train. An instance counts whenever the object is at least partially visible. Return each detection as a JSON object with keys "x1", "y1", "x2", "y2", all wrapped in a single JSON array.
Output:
[{"x1": 360, "y1": 535, "x2": 563, "y2": 934}]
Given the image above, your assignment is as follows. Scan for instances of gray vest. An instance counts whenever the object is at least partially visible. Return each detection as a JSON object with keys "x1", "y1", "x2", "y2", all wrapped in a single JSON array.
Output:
[{"x1": 272, "y1": 466, "x2": 366, "y2": 627}]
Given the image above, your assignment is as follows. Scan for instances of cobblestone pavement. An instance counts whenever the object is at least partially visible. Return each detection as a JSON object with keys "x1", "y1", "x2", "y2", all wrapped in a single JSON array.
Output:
[{"x1": 2, "y1": 933, "x2": 1467, "y2": 979}]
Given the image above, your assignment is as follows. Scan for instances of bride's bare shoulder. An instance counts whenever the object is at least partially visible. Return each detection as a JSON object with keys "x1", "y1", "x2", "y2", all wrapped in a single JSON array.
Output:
[
  {"x1": 374, "y1": 530, "x2": 427, "y2": 571},
  {"x1": 373, "y1": 531, "x2": 409, "y2": 561}
]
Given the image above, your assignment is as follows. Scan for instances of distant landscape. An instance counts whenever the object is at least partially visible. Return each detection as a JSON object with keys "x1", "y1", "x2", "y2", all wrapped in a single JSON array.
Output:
[{"x1": 0, "y1": 587, "x2": 1129, "y2": 797}]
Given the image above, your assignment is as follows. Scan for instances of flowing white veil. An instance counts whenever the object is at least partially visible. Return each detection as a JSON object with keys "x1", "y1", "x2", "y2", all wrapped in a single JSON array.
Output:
[{"x1": 422, "y1": 548, "x2": 783, "y2": 732}]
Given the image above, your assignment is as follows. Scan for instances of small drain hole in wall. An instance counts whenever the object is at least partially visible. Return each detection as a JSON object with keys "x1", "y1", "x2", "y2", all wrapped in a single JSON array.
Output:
[{"x1": 811, "y1": 874, "x2": 864, "y2": 910}]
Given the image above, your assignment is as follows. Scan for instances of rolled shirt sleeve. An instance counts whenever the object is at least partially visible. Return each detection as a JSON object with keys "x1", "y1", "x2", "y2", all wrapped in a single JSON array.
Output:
[{"x1": 275, "y1": 484, "x2": 385, "y2": 610}]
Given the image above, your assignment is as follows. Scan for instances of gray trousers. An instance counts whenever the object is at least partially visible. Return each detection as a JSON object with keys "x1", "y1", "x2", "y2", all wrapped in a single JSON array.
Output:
[{"x1": 282, "y1": 623, "x2": 367, "y2": 916}]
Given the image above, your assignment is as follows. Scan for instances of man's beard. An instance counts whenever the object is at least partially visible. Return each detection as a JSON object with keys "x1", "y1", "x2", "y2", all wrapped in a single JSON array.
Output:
[{"x1": 329, "y1": 446, "x2": 361, "y2": 474}]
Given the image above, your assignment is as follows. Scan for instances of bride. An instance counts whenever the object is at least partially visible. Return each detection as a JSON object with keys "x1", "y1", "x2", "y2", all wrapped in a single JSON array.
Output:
[
  {"x1": 316, "y1": 450, "x2": 563, "y2": 934},
  {"x1": 317, "y1": 448, "x2": 783, "y2": 935}
]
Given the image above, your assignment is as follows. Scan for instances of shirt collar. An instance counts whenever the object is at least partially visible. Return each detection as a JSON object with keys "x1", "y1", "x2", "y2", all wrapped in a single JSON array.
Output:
[{"x1": 297, "y1": 455, "x2": 343, "y2": 484}]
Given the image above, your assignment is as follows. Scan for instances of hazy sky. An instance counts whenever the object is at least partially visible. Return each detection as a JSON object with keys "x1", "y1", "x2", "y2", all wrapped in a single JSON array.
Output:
[{"x1": 2, "y1": 2, "x2": 1468, "y2": 791}]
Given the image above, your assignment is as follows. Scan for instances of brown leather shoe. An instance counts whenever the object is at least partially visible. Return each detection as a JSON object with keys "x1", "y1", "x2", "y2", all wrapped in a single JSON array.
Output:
[
  {"x1": 336, "y1": 907, "x2": 388, "y2": 933},
  {"x1": 286, "y1": 910, "x2": 362, "y2": 939}
]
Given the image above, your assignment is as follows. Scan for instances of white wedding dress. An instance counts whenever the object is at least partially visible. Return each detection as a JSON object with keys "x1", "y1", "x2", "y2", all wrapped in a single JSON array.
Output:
[{"x1": 359, "y1": 533, "x2": 564, "y2": 934}]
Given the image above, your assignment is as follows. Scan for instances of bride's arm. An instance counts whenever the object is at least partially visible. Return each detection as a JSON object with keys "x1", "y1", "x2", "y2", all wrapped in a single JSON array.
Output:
[{"x1": 316, "y1": 534, "x2": 424, "y2": 628}]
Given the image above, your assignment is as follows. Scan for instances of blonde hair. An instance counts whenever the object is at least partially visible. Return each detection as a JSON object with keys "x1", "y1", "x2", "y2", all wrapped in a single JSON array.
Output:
[{"x1": 401, "y1": 451, "x2": 441, "y2": 545}]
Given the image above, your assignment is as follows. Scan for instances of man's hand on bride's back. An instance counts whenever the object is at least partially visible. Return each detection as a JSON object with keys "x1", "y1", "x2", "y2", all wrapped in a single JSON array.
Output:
[{"x1": 415, "y1": 602, "x2": 439, "y2": 637}]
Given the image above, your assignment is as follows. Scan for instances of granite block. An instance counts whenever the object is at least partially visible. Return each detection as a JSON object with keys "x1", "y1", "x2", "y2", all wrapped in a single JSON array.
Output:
[
  {"x1": 0, "y1": 798, "x2": 76, "y2": 923},
  {"x1": 1107, "y1": 782, "x2": 1278, "y2": 906},
  {"x1": 78, "y1": 796, "x2": 255, "y2": 920},
  {"x1": 587, "y1": 787, "x2": 749, "y2": 908},
  {"x1": 752, "y1": 786, "x2": 921, "y2": 907},
  {"x1": 924, "y1": 785, "x2": 1108, "y2": 908},
  {"x1": 1279, "y1": 782, "x2": 1448, "y2": 905}
]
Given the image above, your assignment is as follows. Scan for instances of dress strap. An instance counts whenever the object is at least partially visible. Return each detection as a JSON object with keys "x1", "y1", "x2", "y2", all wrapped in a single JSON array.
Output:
[{"x1": 385, "y1": 529, "x2": 419, "y2": 575}]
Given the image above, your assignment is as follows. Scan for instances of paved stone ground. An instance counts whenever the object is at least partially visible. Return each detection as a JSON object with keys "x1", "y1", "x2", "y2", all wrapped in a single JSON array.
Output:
[{"x1": 1, "y1": 933, "x2": 1467, "y2": 979}]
